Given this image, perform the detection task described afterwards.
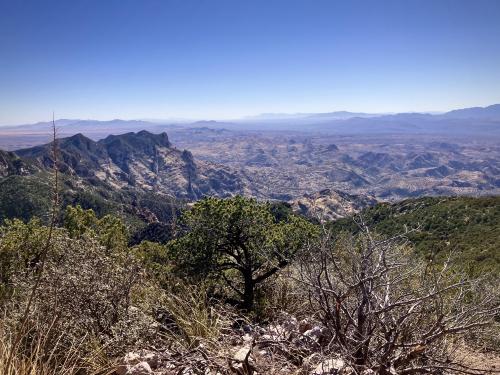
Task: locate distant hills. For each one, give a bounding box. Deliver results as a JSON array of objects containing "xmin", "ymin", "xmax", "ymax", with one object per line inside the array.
[
  {"xmin": 1, "ymin": 104, "xmax": 499, "ymax": 151},
  {"xmin": 246, "ymin": 104, "xmax": 500, "ymax": 121},
  {"xmin": 440, "ymin": 104, "xmax": 500, "ymax": 119}
]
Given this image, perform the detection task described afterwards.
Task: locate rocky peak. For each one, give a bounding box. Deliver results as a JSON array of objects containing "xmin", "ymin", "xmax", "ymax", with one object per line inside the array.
[
  {"xmin": 64, "ymin": 132, "xmax": 93, "ymax": 145},
  {"xmin": 101, "ymin": 131, "xmax": 170, "ymax": 152}
]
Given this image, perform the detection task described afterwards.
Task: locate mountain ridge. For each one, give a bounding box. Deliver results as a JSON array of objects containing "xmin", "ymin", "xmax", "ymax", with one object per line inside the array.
[{"xmin": 13, "ymin": 131, "xmax": 251, "ymax": 200}]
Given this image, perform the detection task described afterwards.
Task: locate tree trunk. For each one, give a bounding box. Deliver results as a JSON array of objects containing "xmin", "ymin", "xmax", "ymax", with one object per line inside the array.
[{"xmin": 242, "ymin": 269, "xmax": 254, "ymax": 311}]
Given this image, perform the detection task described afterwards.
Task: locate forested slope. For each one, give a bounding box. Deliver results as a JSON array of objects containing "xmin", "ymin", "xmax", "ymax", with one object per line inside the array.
[{"xmin": 330, "ymin": 196, "xmax": 500, "ymax": 274}]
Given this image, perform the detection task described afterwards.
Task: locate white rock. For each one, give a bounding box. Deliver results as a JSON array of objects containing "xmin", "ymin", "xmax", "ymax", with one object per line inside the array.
[
  {"xmin": 312, "ymin": 358, "xmax": 345, "ymax": 374},
  {"xmin": 242, "ymin": 333, "xmax": 253, "ymax": 342},
  {"xmin": 124, "ymin": 352, "xmax": 141, "ymax": 365},
  {"xmin": 126, "ymin": 361, "xmax": 152, "ymax": 375},
  {"xmin": 341, "ymin": 366, "xmax": 355, "ymax": 374},
  {"xmin": 116, "ymin": 351, "xmax": 159, "ymax": 375},
  {"xmin": 304, "ymin": 326, "xmax": 324, "ymax": 341},
  {"xmin": 233, "ymin": 346, "xmax": 252, "ymax": 362}
]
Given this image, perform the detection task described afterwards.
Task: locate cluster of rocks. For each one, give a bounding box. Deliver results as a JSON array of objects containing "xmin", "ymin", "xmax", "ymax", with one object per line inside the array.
[{"xmin": 114, "ymin": 313, "xmax": 377, "ymax": 374}]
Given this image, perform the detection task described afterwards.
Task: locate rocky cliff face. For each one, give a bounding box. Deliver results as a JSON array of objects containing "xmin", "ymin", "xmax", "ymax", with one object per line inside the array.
[
  {"xmin": 290, "ymin": 188, "xmax": 377, "ymax": 222},
  {"xmin": 15, "ymin": 131, "xmax": 251, "ymax": 200}
]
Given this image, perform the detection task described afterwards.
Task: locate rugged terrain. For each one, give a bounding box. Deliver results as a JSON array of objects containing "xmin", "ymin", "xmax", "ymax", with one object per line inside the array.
[
  {"xmin": 1, "ymin": 104, "xmax": 499, "ymax": 204},
  {"xmin": 172, "ymin": 130, "xmax": 500, "ymax": 201},
  {"xmin": 290, "ymin": 188, "xmax": 377, "ymax": 221},
  {"xmin": 11, "ymin": 131, "xmax": 252, "ymax": 200},
  {"xmin": 0, "ymin": 131, "xmax": 252, "ymax": 228},
  {"xmin": 0, "ymin": 130, "xmax": 380, "ymax": 225}
]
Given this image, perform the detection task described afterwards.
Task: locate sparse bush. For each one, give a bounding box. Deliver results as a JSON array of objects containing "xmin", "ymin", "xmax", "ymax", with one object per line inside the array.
[
  {"xmin": 297, "ymin": 225, "xmax": 500, "ymax": 374},
  {"xmin": 63, "ymin": 205, "xmax": 128, "ymax": 252},
  {"xmin": 0, "ymin": 213, "xmax": 154, "ymax": 372}
]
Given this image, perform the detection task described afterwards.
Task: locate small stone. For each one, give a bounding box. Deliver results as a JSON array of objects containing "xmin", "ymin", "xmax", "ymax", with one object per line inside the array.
[
  {"xmin": 116, "ymin": 351, "xmax": 159, "ymax": 375},
  {"xmin": 233, "ymin": 346, "xmax": 252, "ymax": 362},
  {"xmin": 341, "ymin": 366, "xmax": 355, "ymax": 374},
  {"xmin": 304, "ymin": 326, "xmax": 324, "ymax": 341},
  {"xmin": 127, "ymin": 361, "xmax": 152, "ymax": 375},
  {"xmin": 124, "ymin": 352, "xmax": 142, "ymax": 366}
]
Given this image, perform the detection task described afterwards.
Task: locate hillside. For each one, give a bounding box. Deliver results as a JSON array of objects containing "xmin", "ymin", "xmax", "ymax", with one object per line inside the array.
[
  {"xmin": 1, "ymin": 131, "xmax": 255, "ymax": 230},
  {"xmin": 0, "ymin": 149, "xmax": 39, "ymax": 177},
  {"xmin": 329, "ymin": 196, "xmax": 500, "ymax": 275}
]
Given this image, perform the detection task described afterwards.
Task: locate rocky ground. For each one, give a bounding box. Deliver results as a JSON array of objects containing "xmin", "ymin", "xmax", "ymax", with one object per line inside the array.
[
  {"xmin": 114, "ymin": 311, "xmax": 500, "ymax": 375},
  {"xmin": 114, "ymin": 312, "xmax": 372, "ymax": 375}
]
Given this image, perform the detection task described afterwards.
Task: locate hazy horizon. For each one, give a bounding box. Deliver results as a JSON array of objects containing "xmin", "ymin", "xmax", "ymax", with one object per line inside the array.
[{"xmin": 2, "ymin": 102, "xmax": 500, "ymax": 128}]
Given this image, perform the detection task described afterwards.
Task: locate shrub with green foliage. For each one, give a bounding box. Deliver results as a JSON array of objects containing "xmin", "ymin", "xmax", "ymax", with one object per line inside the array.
[{"xmin": 64, "ymin": 205, "xmax": 129, "ymax": 252}]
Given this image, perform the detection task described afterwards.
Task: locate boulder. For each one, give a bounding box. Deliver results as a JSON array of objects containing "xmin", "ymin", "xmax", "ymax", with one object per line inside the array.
[{"xmin": 233, "ymin": 346, "xmax": 253, "ymax": 362}]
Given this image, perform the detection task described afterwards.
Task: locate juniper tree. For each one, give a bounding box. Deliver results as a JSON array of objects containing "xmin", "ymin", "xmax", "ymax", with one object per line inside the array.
[{"xmin": 168, "ymin": 196, "xmax": 317, "ymax": 310}]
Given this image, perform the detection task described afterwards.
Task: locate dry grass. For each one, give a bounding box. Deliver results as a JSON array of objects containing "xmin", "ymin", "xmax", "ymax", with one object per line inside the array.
[
  {"xmin": 0, "ymin": 318, "xmax": 114, "ymax": 375},
  {"xmin": 160, "ymin": 281, "xmax": 229, "ymax": 348}
]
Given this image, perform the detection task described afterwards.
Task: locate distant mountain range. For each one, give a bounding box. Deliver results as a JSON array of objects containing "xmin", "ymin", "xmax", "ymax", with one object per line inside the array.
[
  {"xmin": 246, "ymin": 104, "xmax": 500, "ymax": 121},
  {"xmin": 2, "ymin": 103, "xmax": 500, "ymax": 129},
  {"xmin": 0, "ymin": 103, "xmax": 499, "ymax": 150},
  {"xmin": 439, "ymin": 104, "xmax": 500, "ymax": 119}
]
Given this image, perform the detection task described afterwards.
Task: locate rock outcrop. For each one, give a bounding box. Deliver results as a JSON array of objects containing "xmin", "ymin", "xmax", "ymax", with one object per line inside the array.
[{"xmin": 290, "ymin": 189, "xmax": 377, "ymax": 221}]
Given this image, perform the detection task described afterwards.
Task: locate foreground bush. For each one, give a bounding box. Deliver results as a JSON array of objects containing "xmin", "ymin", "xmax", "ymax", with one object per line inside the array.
[
  {"xmin": 0, "ymin": 203, "xmax": 498, "ymax": 374},
  {"xmin": 297, "ymin": 227, "xmax": 500, "ymax": 374},
  {"xmin": 0, "ymin": 215, "xmax": 159, "ymax": 374}
]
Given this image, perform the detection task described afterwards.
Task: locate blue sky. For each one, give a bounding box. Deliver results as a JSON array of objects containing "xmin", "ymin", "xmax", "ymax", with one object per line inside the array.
[{"xmin": 1, "ymin": 0, "xmax": 500, "ymax": 124}]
